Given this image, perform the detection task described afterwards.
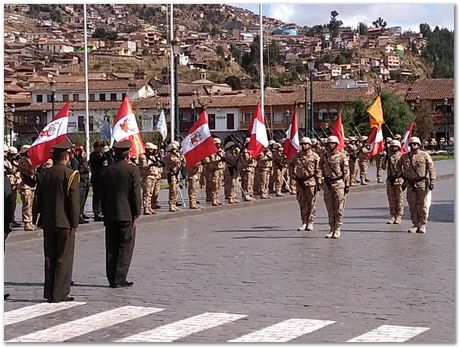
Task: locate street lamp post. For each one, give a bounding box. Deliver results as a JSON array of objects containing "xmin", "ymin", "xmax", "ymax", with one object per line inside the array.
[
  {"xmin": 443, "ymin": 98, "xmax": 448, "ymax": 142},
  {"xmin": 304, "ymin": 83, "xmax": 308, "ymax": 136},
  {"xmin": 307, "ymin": 56, "xmax": 315, "ymax": 135},
  {"xmin": 171, "ymin": 38, "xmax": 181, "ymax": 141},
  {"xmin": 4, "ymin": 103, "xmax": 15, "ymax": 145},
  {"xmin": 192, "ymin": 90, "xmax": 198, "ymax": 123}
]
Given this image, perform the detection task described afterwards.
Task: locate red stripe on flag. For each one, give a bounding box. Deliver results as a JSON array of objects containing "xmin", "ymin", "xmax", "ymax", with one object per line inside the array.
[
  {"xmin": 29, "ymin": 134, "xmax": 68, "ymax": 168},
  {"xmin": 184, "ymin": 137, "xmax": 217, "ymax": 168}
]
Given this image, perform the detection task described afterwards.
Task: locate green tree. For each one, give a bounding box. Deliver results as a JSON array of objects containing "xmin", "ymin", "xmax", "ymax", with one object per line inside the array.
[
  {"xmin": 328, "ymin": 10, "xmax": 343, "ymax": 38},
  {"xmin": 357, "ymin": 22, "xmax": 368, "ymax": 35},
  {"xmin": 230, "ymin": 44, "xmax": 242, "ymax": 64},
  {"xmin": 92, "ymin": 27, "xmax": 107, "ymax": 39},
  {"xmin": 372, "ymin": 17, "xmax": 387, "ymax": 28},
  {"xmin": 224, "ymin": 76, "xmax": 241, "ymax": 90},
  {"xmin": 216, "ymin": 45, "xmax": 225, "ymax": 58},
  {"xmin": 421, "ymin": 26, "xmax": 454, "ymax": 77},
  {"xmin": 412, "ymin": 100, "xmax": 433, "ymax": 141},
  {"xmin": 419, "ymin": 23, "xmax": 431, "ymax": 38}
]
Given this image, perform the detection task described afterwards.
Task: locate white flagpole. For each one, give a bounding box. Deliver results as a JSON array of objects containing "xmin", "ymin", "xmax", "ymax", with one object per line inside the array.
[
  {"xmin": 169, "ymin": 4, "xmax": 175, "ymax": 144},
  {"xmin": 84, "ymin": 4, "xmax": 90, "ymax": 155},
  {"xmin": 259, "ymin": 4, "xmax": 264, "ymax": 119}
]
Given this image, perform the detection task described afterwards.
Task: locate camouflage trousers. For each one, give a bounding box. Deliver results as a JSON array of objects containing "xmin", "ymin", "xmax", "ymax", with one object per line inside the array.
[
  {"xmin": 19, "ymin": 186, "xmax": 35, "ymax": 224},
  {"xmin": 142, "ymin": 176, "xmax": 160, "ymax": 211},
  {"xmin": 240, "ymin": 170, "xmax": 255, "ymax": 198},
  {"xmin": 386, "ymin": 182, "xmax": 404, "ymax": 218},
  {"xmin": 323, "ymin": 182, "xmax": 346, "ymax": 232},
  {"xmin": 253, "ymin": 168, "xmax": 262, "ymax": 195},
  {"xmin": 187, "ymin": 177, "xmax": 199, "ymax": 207},
  {"xmin": 349, "ymin": 159, "xmax": 357, "ymax": 185},
  {"xmin": 224, "ymin": 169, "xmax": 237, "ymax": 201},
  {"xmin": 296, "ymin": 185, "xmax": 317, "ymax": 224},
  {"xmin": 288, "ymin": 166, "xmax": 296, "ymax": 194},
  {"xmin": 273, "ymin": 167, "xmax": 285, "ymax": 195},
  {"xmin": 407, "ymin": 186, "xmax": 430, "ymax": 227},
  {"xmin": 376, "ymin": 156, "xmax": 384, "ymax": 181},
  {"xmin": 168, "ymin": 176, "xmax": 179, "ymax": 207},
  {"xmin": 205, "ymin": 170, "xmax": 213, "ymax": 202},
  {"xmin": 11, "ymin": 188, "xmax": 18, "ymax": 222},
  {"xmin": 359, "ymin": 159, "xmax": 369, "ymax": 182},
  {"xmin": 258, "ymin": 169, "xmax": 271, "ymax": 198},
  {"xmin": 268, "ymin": 168, "xmax": 275, "ymax": 193}
]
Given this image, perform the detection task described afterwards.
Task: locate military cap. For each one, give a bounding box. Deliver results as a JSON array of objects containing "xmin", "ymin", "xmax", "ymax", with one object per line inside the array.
[
  {"xmin": 327, "ymin": 135, "xmax": 339, "ymax": 144},
  {"xmin": 390, "ymin": 140, "xmax": 401, "ymax": 148},
  {"xmin": 145, "ymin": 142, "xmax": 156, "ymax": 150},
  {"xmin": 311, "ymin": 138, "xmax": 318, "ymax": 145},
  {"xmin": 348, "ymin": 136, "xmax": 357, "ymax": 141},
  {"xmin": 166, "ymin": 143, "xmax": 178, "ymax": 152},
  {"xmin": 93, "ymin": 141, "xmax": 103, "ymax": 148},
  {"xmin": 386, "ymin": 137, "xmax": 392, "ymax": 142},
  {"xmin": 225, "ymin": 141, "xmax": 236, "ymax": 150},
  {"xmin": 172, "ymin": 140, "xmax": 181, "ymax": 147},
  {"xmin": 213, "ymin": 137, "xmax": 222, "ymax": 144},
  {"xmin": 409, "ymin": 136, "xmax": 421, "ymax": 145},
  {"xmin": 4, "ymin": 144, "xmax": 9, "ymax": 152},
  {"xmin": 8, "ymin": 146, "xmax": 18, "ymax": 154},
  {"xmin": 113, "ymin": 140, "xmax": 132, "ymax": 150},
  {"xmin": 51, "ymin": 138, "xmax": 74, "ymax": 155},
  {"xmin": 20, "ymin": 145, "xmax": 31, "ymax": 153},
  {"xmin": 272, "ymin": 142, "xmax": 281, "ymax": 148},
  {"xmin": 244, "ymin": 137, "xmax": 250, "ymax": 145},
  {"xmin": 361, "ymin": 135, "xmax": 368, "ymax": 141},
  {"xmin": 394, "ymin": 134, "xmax": 402, "ymax": 140},
  {"xmin": 103, "ymin": 145, "xmax": 110, "ymax": 153},
  {"xmin": 269, "ymin": 139, "xmax": 276, "ymax": 146},
  {"xmin": 300, "ymin": 137, "xmax": 312, "ymax": 145}
]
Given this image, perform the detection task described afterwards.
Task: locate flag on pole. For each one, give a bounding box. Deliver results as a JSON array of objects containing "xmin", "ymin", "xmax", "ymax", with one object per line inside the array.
[
  {"xmin": 100, "ymin": 118, "xmax": 111, "ymax": 141},
  {"xmin": 28, "ymin": 101, "xmax": 71, "ymax": 168},
  {"xmin": 112, "ymin": 96, "xmax": 145, "ymax": 158},
  {"xmin": 181, "ymin": 110, "xmax": 217, "ymax": 168},
  {"xmin": 367, "ymin": 127, "xmax": 385, "ymax": 159},
  {"xmin": 247, "ymin": 102, "xmax": 269, "ymax": 158},
  {"xmin": 401, "ymin": 121, "xmax": 415, "ymax": 154},
  {"xmin": 367, "ymin": 95, "xmax": 384, "ymax": 129},
  {"xmin": 331, "ymin": 112, "xmax": 345, "ymax": 151},
  {"xmin": 156, "ymin": 109, "xmax": 168, "ymax": 141},
  {"xmin": 282, "ymin": 109, "xmax": 299, "ymax": 160}
]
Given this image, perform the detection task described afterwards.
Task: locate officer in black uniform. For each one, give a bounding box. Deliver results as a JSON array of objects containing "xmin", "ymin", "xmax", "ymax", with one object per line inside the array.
[
  {"xmin": 89, "ymin": 141, "xmax": 107, "ymax": 221},
  {"xmin": 36, "ymin": 138, "xmax": 80, "ymax": 303},
  {"xmin": 101, "ymin": 140, "xmax": 141, "ymax": 288}
]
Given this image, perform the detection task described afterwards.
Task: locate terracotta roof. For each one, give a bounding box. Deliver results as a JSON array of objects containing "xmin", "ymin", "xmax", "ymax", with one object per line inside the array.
[
  {"xmin": 4, "ymin": 84, "xmax": 27, "ymax": 93},
  {"xmin": 405, "ymin": 78, "xmax": 454, "ymax": 101}
]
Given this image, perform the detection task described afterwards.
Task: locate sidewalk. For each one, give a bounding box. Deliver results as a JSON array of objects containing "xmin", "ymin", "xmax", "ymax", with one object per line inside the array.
[{"xmin": 8, "ymin": 160, "xmax": 454, "ymax": 243}]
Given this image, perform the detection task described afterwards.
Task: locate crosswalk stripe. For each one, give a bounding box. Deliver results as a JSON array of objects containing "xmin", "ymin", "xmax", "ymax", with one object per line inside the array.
[
  {"xmin": 7, "ymin": 306, "xmax": 164, "ymax": 342},
  {"xmin": 117, "ymin": 312, "xmax": 247, "ymax": 342},
  {"xmin": 4, "ymin": 302, "xmax": 86, "ymax": 326},
  {"xmin": 228, "ymin": 318, "xmax": 336, "ymax": 342},
  {"xmin": 347, "ymin": 325, "xmax": 430, "ymax": 342}
]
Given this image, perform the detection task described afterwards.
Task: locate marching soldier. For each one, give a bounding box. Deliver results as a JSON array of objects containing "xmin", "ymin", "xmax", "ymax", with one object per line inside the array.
[
  {"xmin": 346, "ymin": 136, "xmax": 359, "ymax": 186},
  {"xmin": 256, "ymin": 146, "xmax": 273, "ymax": 199},
  {"xmin": 101, "ymin": 140, "xmax": 141, "ymax": 288},
  {"xmin": 396, "ymin": 136, "xmax": 436, "ymax": 234},
  {"xmin": 382, "ymin": 139, "xmax": 404, "ymax": 224},
  {"xmin": 18, "ymin": 145, "xmax": 37, "ymax": 231},
  {"xmin": 203, "ymin": 138, "xmax": 225, "ymax": 206},
  {"xmin": 293, "ymin": 137, "xmax": 322, "ymax": 231},
  {"xmin": 271, "ymin": 142, "xmax": 287, "ymax": 197},
  {"xmin": 321, "ymin": 136, "xmax": 350, "ymax": 239},
  {"xmin": 35, "ymin": 138, "xmax": 80, "ymax": 302},
  {"xmin": 73, "ymin": 146, "xmax": 91, "ymax": 223},
  {"xmin": 358, "ymin": 135, "xmax": 370, "ymax": 185},
  {"xmin": 163, "ymin": 142, "xmax": 183, "ymax": 212},
  {"xmin": 224, "ymin": 141, "xmax": 239, "ymax": 204},
  {"xmin": 139, "ymin": 142, "xmax": 164, "ymax": 215},
  {"xmin": 238, "ymin": 138, "xmax": 257, "ymax": 201},
  {"xmin": 375, "ymin": 142, "xmax": 387, "ymax": 183},
  {"xmin": 187, "ymin": 161, "xmax": 203, "ymax": 209},
  {"xmin": 5, "ymin": 146, "xmax": 21, "ymax": 227}
]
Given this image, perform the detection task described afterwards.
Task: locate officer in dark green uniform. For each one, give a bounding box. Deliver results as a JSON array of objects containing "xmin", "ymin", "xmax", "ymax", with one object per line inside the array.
[
  {"xmin": 36, "ymin": 138, "xmax": 80, "ymax": 303},
  {"xmin": 101, "ymin": 140, "xmax": 141, "ymax": 288}
]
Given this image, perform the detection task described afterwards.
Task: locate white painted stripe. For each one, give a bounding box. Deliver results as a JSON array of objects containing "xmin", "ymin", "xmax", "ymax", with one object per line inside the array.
[
  {"xmin": 347, "ymin": 325, "xmax": 430, "ymax": 342},
  {"xmin": 229, "ymin": 318, "xmax": 335, "ymax": 342},
  {"xmin": 4, "ymin": 302, "xmax": 86, "ymax": 326},
  {"xmin": 8, "ymin": 306, "xmax": 163, "ymax": 342},
  {"xmin": 118, "ymin": 312, "xmax": 246, "ymax": 342}
]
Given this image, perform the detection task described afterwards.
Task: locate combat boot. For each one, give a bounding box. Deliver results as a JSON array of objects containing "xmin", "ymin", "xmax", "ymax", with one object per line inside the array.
[
  {"xmin": 417, "ymin": 225, "xmax": 426, "ymax": 234},
  {"xmin": 144, "ymin": 207, "xmax": 154, "ymax": 215},
  {"xmin": 325, "ymin": 231, "xmax": 334, "ymax": 238},
  {"xmin": 377, "ymin": 179, "xmax": 384, "ymax": 183},
  {"xmin": 169, "ymin": 205, "xmax": 179, "ymax": 212},
  {"xmin": 211, "ymin": 200, "xmax": 219, "ymax": 206},
  {"xmin": 394, "ymin": 215, "xmax": 402, "ymax": 224},
  {"xmin": 332, "ymin": 229, "xmax": 341, "ymax": 239},
  {"xmin": 228, "ymin": 199, "xmax": 235, "ymax": 204},
  {"xmin": 408, "ymin": 226, "xmax": 418, "ymax": 233},
  {"xmin": 24, "ymin": 223, "xmax": 35, "ymax": 231},
  {"xmin": 306, "ymin": 222, "xmax": 314, "ymax": 231},
  {"xmin": 361, "ymin": 182, "xmax": 367, "ymax": 186},
  {"xmin": 275, "ymin": 192, "xmax": 285, "ymax": 197},
  {"xmin": 297, "ymin": 223, "xmax": 306, "ymax": 231},
  {"xmin": 386, "ymin": 216, "xmax": 395, "ymax": 224},
  {"xmin": 189, "ymin": 204, "xmax": 202, "ymax": 210}
]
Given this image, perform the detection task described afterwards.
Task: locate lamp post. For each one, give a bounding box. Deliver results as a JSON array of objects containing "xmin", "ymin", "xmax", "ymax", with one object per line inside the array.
[
  {"xmin": 443, "ymin": 98, "xmax": 448, "ymax": 142},
  {"xmin": 191, "ymin": 90, "xmax": 198, "ymax": 123},
  {"xmin": 4, "ymin": 103, "xmax": 15, "ymax": 145},
  {"xmin": 171, "ymin": 38, "xmax": 181, "ymax": 140},
  {"xmin": 304, "ymin": 83, "xmax": 308, "ymax": 136},
  {"xmin": 307, "ymin": 56, "xmax": 315, "ymax": 135},
  {"xmin": 49, "ymin": 79, "xmax": 56, "ymax": 117}
]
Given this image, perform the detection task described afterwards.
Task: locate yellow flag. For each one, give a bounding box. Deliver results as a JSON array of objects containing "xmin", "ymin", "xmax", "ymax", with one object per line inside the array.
[{"xmin": 367, "ymin": 96, "xmax": 384, "ymax": 129}]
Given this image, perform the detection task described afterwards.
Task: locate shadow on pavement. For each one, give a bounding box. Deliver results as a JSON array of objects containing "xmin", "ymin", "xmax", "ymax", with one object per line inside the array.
[{"xmin": 4, "ymin": 298, "xmax": 46, "ymax": 303}]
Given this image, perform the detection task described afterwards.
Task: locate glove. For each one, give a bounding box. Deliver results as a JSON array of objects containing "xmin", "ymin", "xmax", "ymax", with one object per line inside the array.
[
  {"xmin": 428, "ymin": 183, "xmax": 434, "ymax": 191},
  {"xmin": 344, "ymin": 186, "xmax": 350, "ymax": 194}
]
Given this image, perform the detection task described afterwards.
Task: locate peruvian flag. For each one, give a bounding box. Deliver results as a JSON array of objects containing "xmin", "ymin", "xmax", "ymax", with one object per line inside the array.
[
  {"xmin": 331, "ymin": 112, "xmax": 345, "ymax": 151},
  {"xmin": 181, "ymin": 110, "xmax": 218, "ymax": 168},
  {"xmin": 282, "ymin": 109, "xmax": 299, "ymax": 160},
  {"xmin": 401, "ymin": 121, "xmax": 415, "ymax": 154},
  {"xmin": 112, "ymin": 96, "xmax": 145, "ymax": 158},
  {"xmin": 28, "ymin": 101, "xmax": 71, "ymax": 168},
  {"xmin": 247, "ymin": 102, "xmax": 269, "ymax": 158},
  {"xmin": 367, "ymin": 127, "xmax": 385, "ymax": 159}
]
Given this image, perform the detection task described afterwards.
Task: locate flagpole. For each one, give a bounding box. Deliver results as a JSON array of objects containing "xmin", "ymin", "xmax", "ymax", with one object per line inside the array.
[
  {"xmin": 169, "ymin": 4, "xmax": 175, "ymax": 144},
  {"xmin": 259, "ymin": 4, "xmax": 264, "ymax": 121},
  {"xmin": 84, "ymin": 4, "xmax": 90, "ymax": 155}
]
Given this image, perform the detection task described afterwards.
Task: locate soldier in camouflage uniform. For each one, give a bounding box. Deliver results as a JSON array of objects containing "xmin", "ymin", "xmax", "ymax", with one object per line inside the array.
[
  {"xmin": 346, "ymin": 136, "xmax": 359, "ymax": 186},
  {"xmin": 138, "ymin": 142, "xmax": 164, "ymax": 215},
  {"xmin": 238, "ymin": 138, "xmax": 257, "ymax": 201},
  {"xmin": 396, "ymin": 136, "xmax": 436, "ymax": 234},
  {"xmin": 6, "ymin": 146, "xmax": 21, "ymax": 227},
  {"xmin": 358, "ymin": 135, "xmax": 370, "ymax": 185},
  {"xmin": 256, "ymin": 146, "xmax": 273, "ymax": 199},
  {"xmin": 203, "ymin": 138, "xmax": 225, "ymax": 206},
  {"xmin": 375, "ymin": 145, "xmax": 386, "ymax": 183},
  {"xmin": 18, "ymin": 145, "xmax": 37, "ymax": 231},
  {"xmin": 382, "ymin": 139, "xmax": 404, "ymax": 224},
  {"xmin": 224, "ymin": 141, "xmax": 239, "ymax": 204},
  {"xmin": 293, "ymin": 137, "xmax": 322, "ymax": 231},
  {"xmin": 163, "ymin": 143, "xmax": 183, "ymax": 212},
  {"xmin": 321, "ymin": 136, "xmax": 350, "ymax": 239},
  {"xmin": 271, "ymin": 142, "xmax": 287, "ymax": 197},
  {"xmin": 187, "ymin": 161, "xmax": 203, "ymax": 209}
]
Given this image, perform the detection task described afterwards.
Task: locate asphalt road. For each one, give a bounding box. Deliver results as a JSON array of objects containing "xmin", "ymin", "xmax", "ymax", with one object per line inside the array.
[{"xmin": 4, "ymin": 173, "xmax": 454, "ymax": 342}]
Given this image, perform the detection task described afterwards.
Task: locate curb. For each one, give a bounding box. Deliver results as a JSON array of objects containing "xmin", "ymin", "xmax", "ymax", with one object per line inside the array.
[{"xmin": 6, "ymin": 173, "xmax": 454, "ymax": 244}]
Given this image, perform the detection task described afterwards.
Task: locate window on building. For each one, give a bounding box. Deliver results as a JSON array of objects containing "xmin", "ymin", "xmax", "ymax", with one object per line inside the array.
[
  {"xmin": 110, "ymin": 93, "xmax": 117, "ymax": 101},
  {"xmin": 318, "ymin": 109, "xmax": 328, "ymax": 120},
  {"xmin": 89, "ymin": 94, "xmax": 95, "ymax": 101},
  {"xmin": 99, "ymin": 93, "xmax": 106, "ymax": 101},
  {"xmin": 36, "ymin": 95, "xmax": 43, "ymax": 103},
  {"xmin": 226, "ymin": 113, "xmax": 234, "ymax": 129},
  {"xmin": 244, "ymin": 112, "xmax": 252, "ymax": 123},
  {"xmin": 78, "ymin": 116, "xmax": 85, "ymax": 132},
  {"xmin": 208, "ymin": 113, "xmax": 216, "ymax": 130},
  {"xmin": 274, "ymin": 113, "xmax": 283, "ymax": 122},
  {"xmin": 63, "ymin": 94, "xmax": 69, "ymax": 101},
  {"xmin": 73, "ymin": 94, "xmax": 79, "ymax": 102},
  {"xmin": 122, "ymin": 93, "xmax": 126, "ymax": 100},
  {"xmin": 89, "ymin": 116, "xmax": 94, "ymax": 132}
]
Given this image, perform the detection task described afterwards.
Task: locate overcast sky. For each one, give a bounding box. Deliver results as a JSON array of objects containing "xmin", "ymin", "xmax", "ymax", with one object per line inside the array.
[{"xmin": 230, "ymin": 3, "xmax": 455, "ymax": 32}]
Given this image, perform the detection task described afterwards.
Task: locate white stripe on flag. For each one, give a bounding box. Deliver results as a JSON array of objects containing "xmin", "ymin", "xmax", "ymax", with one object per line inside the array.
[
  {"xmin": 117, "ymin": 312, "xmax": 246, "ymax": 342},
  {"xmin": 8, "ymin": 306, "xmax": 163, "ymax": 342},
  {"xmin": 229, "ymin": 318, "xmax": 335, "ymax": 342},
  {"xmin": 4, "ymin": 302, "xmax": 86, "ymax": 326},
  {"xmin": 181, "ymin": 123, "xmax": 211, "ymax": 154},
  {"xmin": 347, "ymin": 325, "xmax": 429, "ymax": 342}
]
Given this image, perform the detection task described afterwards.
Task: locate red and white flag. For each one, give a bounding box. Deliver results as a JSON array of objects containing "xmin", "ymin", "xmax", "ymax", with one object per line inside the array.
[
  {"xmin": 282, "ymin": 109, "xmax": 299, "ymax": 160},
  {"xmin": 247, "ymin": 102, "xmax": 269, "ymax": 158},
  {"xmin": 331, "ymin": 112, "xmax": 345, "ymax": 151},
  {"xmin": 401, "ymin": 121, "xmax": 415, "ymax": 154},
  {"xmin": 112, "ymin": 96, "xmax": 145, "ymax": 158},
  {"xmin": 367, "ymin": 127, "xmax": 385, "ymax": 159},
  {"xmin": 181, "ymin": 110, "xmax": 218, "ymax": 168},
  {"xmin": 28, "ymin": 101, "xmax": 71, "ymax": 168}
]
